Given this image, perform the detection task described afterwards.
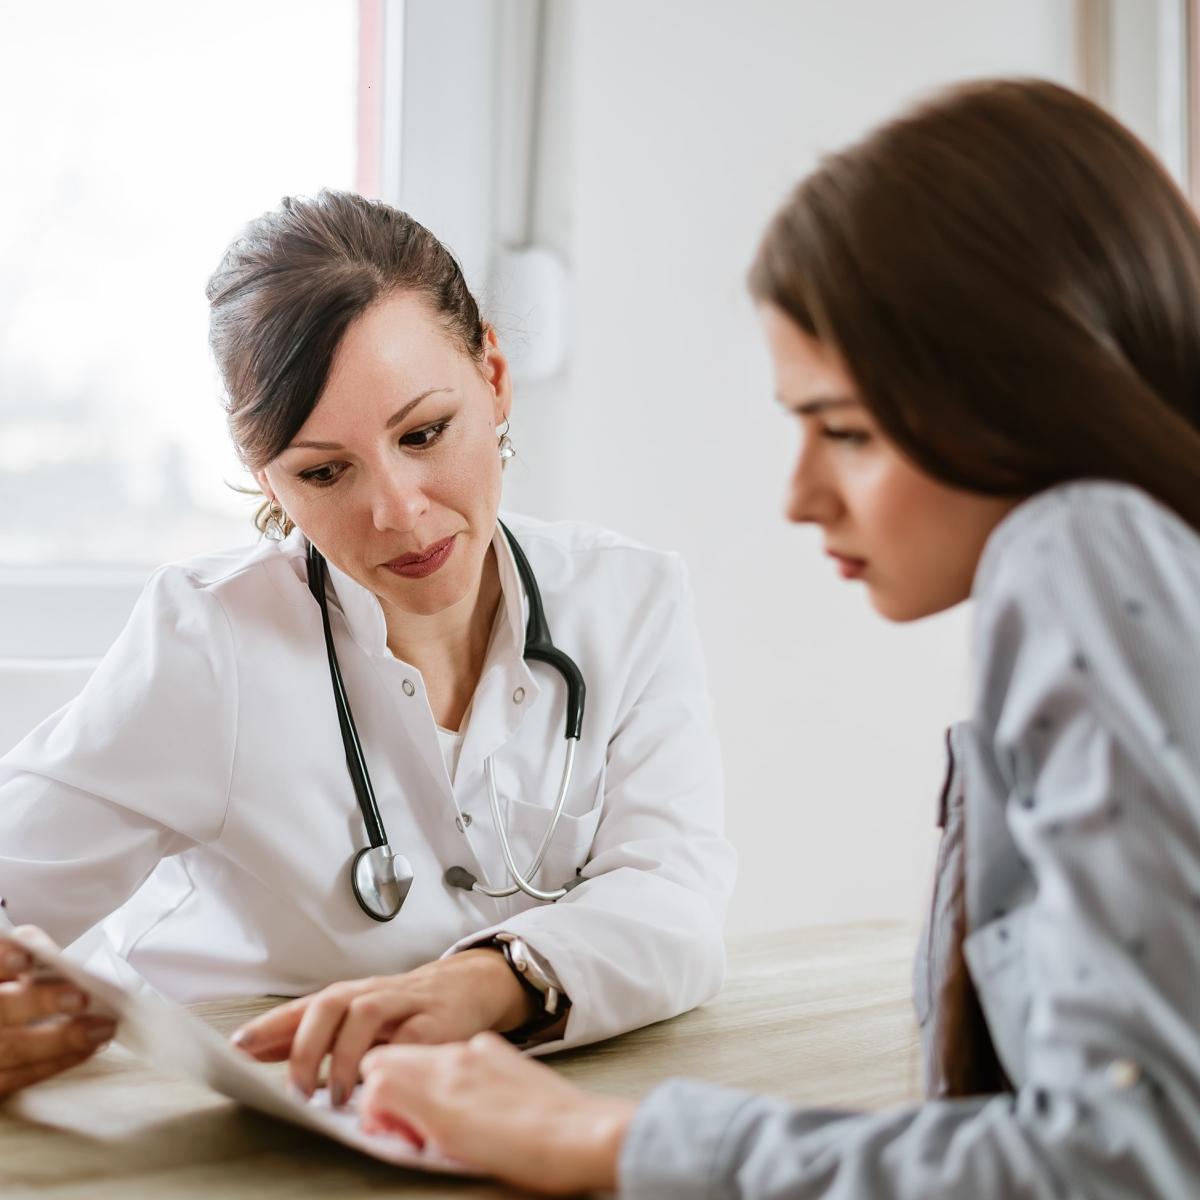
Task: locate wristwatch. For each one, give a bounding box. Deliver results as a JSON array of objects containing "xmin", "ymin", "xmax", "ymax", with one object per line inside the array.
[{"xmin": 490, "ymin": 933, "xmax": 571, "ymax": 1040}]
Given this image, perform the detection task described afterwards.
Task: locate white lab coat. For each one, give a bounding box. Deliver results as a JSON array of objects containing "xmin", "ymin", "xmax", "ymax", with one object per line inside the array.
[{"xmin": 0, "ymin": 514, "xmax": 736, "ymax": 1051}]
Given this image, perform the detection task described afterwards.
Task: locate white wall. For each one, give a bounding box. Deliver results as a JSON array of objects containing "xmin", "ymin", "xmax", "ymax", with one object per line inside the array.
[
  {"xmin": 1, "ymin": 1, "xmax": 1082, "ymax": 935},
  {"xmin": 502, "ymin": 0, "xmax": 1078, "ymax": 934}
]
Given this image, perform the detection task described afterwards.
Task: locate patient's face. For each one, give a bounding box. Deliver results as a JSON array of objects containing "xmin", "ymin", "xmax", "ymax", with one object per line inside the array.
[
  {"xmin": 760, "ymin": 305, "xmax": 1017, "ymax": 622},
  {"xmin": 258, "ymin": 291, "xmax": 511, "ymax": 618}
]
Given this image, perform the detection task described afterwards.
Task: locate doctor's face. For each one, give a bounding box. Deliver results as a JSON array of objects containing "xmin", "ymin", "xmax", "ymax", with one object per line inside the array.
[
  {"xmin": 761, "ymin": 305, "xmax": 1017, "ymax": 622},
  {"xmin": 258, "ymin": 291, "xmax": 511, "ymax": 617}
]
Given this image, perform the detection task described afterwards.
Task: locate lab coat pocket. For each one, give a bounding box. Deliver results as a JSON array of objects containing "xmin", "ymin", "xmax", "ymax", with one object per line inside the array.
[{"xmin": 500, "ymin": 769, "xmax": 605, "ymax": 891}]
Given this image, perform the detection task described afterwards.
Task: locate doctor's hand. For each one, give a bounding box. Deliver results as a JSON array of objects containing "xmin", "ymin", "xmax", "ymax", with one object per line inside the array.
[
  {"xmin": 0, "ymin": 930, "xmax": 116, "ymax": 1097},
  {"xmin": 358, "ymin": 1033, "xmax": 634, "ymax": 1195},
  {"xmin": 231, "ymin": 948, "xmax": 537, "ymax": 1105}
]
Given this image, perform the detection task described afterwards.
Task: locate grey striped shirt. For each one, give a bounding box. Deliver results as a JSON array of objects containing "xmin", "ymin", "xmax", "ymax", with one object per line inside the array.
[{"xmin": 620, "ymin": 481, "xmax": 1200, "ymax": 1199}]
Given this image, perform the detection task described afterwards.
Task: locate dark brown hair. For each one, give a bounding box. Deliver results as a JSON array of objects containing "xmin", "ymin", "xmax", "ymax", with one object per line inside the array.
[
  {"xmin": 750, "ymin": 78, "xmax": 1200, "ymax": 529},
  {"xmin": 206, "ymin": 190, "xmax": 485, "ymax": 533},
  {"xmin": 750, "ymin": 78, "xmax": 1200, "ymax": 1096}
]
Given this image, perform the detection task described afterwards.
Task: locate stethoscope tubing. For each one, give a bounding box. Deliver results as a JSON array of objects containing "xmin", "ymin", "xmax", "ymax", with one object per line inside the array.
[
  {"xmin": 307, "ymin": 522, "xmax": 587, "ymax": 914},
  {"xmin": 308, "ymin": 549, "xmax": 388, "ymax": 849},
  {"xmin": 473, "ymin": 738, "xmax": 577, "ymax": 900}
]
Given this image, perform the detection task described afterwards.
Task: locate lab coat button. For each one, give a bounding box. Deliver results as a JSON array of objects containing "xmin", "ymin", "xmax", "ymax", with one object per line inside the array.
[
  {"xmin": 1107, "ymin": 1059, "xmax": 1142, "ymax": 1090},
  {"xmin": 402, "ymin": 679, "xmax": 416, "ymax": 697},
  {"xmin": 513, "ymin": 687, "xmax": 525, "ymax": 704},
  {"xmin": 455, "ymin": 814, "xmax": 472, "ymax": 832}
]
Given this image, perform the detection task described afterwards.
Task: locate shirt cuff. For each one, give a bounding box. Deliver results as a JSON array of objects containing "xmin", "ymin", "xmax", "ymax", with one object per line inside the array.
[{"xmin": 618, "ymin": 1079, "xmax": 763, "ymax": 1199}]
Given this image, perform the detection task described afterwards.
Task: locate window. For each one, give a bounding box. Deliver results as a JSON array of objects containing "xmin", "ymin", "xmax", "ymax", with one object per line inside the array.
[{"xmin": 0, "ymin": 0, "xmax": 361, "ymax": 567}]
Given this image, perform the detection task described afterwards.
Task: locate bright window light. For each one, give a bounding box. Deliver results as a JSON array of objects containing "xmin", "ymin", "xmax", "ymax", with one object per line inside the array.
[{"xmin": 0, "ymin": 0, "xmax": 359, "ymax": 566}]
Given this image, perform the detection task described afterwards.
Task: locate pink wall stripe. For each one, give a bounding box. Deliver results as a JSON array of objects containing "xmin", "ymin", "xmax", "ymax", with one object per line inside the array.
[{"xmin": 356, "ymin": 0, "xmax": 384, "ymax": 198}]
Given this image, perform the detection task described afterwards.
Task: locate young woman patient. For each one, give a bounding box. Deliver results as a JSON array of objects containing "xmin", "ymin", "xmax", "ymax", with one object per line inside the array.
[{"xmin": 345, "ymin": 79, "xmax": 1200, "ymax": 1197}]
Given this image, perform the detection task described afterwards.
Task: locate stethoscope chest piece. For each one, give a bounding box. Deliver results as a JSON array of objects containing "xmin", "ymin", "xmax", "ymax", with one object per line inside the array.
[{"xmin": 352, "ymin": 844, "xmax": 414, "ymax": 922}]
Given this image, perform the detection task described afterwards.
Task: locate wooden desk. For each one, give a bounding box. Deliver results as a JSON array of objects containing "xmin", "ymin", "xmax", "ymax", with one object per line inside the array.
[{"xmin": 1, "ymin": 922, "xmax": 921, "ymax": 1198}]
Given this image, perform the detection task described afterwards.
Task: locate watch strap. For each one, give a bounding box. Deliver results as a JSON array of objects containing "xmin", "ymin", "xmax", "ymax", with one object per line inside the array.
[{"xmin": 490, "ymin": 934, "xmax": 571, "ymax": 1042}]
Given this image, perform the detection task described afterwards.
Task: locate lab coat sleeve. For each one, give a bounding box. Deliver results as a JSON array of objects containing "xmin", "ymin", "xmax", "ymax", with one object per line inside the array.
[
  {"xmin": 619, "ymin": 496, "xmax": 1200, "ymax": 1199},
  {"xmin": 447, "ymin": 554, "xmax": 736, "ymax": 1050},
  {"xmin": 0, "ymin": 566, "xmax": 238, "ymax": 946}
]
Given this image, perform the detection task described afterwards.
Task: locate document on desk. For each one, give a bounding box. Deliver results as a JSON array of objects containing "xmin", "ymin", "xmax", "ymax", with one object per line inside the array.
[{"xmin": 10, "ymin": 927, "xmax": 477, "ymax": 1176}]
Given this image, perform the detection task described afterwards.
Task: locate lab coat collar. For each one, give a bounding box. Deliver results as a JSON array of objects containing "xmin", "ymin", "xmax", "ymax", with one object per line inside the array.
[
  {"xmin": 302, "ymin": 524, "xmax": 529, "ymax": 669},
  {"xmin": 454, "ymin": 521, "xmax": 542, "ymax": 778},
  {"xmin": 291, "ymin": 525, "xmax": 541, "ymax": 776}
]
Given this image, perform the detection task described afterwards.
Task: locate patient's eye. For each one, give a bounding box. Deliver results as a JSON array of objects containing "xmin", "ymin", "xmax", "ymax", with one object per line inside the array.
[{"xmin": 821, "ymin": 427, "xmax": 871, "ymax": 447}]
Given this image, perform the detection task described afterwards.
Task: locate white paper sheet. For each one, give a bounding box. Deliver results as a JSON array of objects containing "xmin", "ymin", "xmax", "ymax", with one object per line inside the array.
[{"xmin": 10, "ymin": 927, "xmax": 475, "ymax": 1175}]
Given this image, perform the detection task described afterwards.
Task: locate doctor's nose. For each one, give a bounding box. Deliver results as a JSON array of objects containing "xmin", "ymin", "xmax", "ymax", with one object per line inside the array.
[{"xmin": 369, "ymin": 472, "xmax": 429, "ymax": 533}]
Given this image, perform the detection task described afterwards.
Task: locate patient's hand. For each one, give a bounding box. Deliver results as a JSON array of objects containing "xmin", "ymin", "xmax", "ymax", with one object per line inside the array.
[
  {"xmin": 0, "ymin": 928, "xmax": 116, "ymax": 1096},
  {"xmin": 359, "ymin": 1033, "xmax": 634, "ymax": 1195}
]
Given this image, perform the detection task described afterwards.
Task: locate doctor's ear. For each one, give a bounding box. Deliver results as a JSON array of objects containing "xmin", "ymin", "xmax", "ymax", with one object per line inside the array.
[
  {"xmin": 479, "ymin": 326, "xmax": 512, "ymax": 425},
  {"xmin": 253, "ymin": 470, "xmax": 277, "ymax": 503}
]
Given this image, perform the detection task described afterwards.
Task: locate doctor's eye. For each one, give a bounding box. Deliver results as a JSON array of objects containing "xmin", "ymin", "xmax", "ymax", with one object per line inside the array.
[
  {"xmin": 400, "ymin": 419, "xmax": 451, "ymax": 449},
  {"xmin": 298, "ymin": 462, "xmax": 347, "ymax": 487}
]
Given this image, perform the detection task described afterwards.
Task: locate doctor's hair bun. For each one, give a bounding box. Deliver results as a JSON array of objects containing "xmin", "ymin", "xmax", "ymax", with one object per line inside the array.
[{"xmin": 206, "ymin": 190, "xmax": 485, "ymax": 482}]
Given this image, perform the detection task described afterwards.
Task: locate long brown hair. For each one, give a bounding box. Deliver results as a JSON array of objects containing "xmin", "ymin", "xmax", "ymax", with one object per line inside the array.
[
  {"xmin": 206, "ymin": 190, "xmax": 486, "ymax": 534},
  {"xmin": 750, "ymin": 78, "xmax": 1200, "ymax": 1094}
]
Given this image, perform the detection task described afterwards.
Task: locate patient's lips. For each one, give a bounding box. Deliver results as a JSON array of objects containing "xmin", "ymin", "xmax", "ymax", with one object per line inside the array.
[{"xmin": 825, "ymin": 548, "xmax": 867, "ymax": 580}]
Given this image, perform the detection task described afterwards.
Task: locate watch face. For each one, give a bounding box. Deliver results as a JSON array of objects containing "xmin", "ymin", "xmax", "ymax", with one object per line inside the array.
[{"xmin": 493, "ymin": 936, "xmax": 567, "ymax": 1014}]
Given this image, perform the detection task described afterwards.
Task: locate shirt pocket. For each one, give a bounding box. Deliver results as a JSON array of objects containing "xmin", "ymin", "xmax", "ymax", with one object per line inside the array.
[
  {"xmin": 963, "ymin": 906, "xmax": 1031, "ymax": 1084},
  {"xmin": 499, "ymin": 766, "xmax": 605, "ymax": 892},
  {"xmin": 914, "ymin": 725, "xmax": 969, "ymax": 1030}
]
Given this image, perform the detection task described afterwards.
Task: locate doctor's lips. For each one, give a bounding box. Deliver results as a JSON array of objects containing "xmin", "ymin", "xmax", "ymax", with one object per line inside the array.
[
  {"xmin": 382, "ymin": 535, "xmax": 456, "ymax": 579},
  {"xmin": 826, "ymin": 548, "xmax": 867, "ymax": 580}
]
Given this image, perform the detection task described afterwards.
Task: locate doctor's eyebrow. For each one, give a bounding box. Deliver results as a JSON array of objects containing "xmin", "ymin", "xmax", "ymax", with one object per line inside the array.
[
  {"xmin": 778, "ymin": 394, "xmax": 861, "ymax": 416},
  {"xmin": 288, "ymin": 387, "xmax": 455, "ymax": 451}
]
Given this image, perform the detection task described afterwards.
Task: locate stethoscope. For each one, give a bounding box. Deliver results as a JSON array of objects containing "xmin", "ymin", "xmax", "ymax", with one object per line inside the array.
[{"xmin": 306, "ymin": 522, "xmax": 587, "ymax": 922}]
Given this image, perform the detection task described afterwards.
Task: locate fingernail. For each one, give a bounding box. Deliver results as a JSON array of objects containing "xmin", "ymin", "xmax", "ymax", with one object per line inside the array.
[
  {"xmin": 56, "ymin": 991, "xmax": 86, "ymax": 1013},
  {"xmin": 231, "ymin": 1028, "xmax": 251, "ymax": 1046},
  {"xmin": 330, "ymin": 1083, "xmax": 345, "ymax": 1108},
  {"xmin": 3, "ymin": 951, "xmax": 30, "ymax": 973},
  {"xmin": 84, "ymin": 1020, "xmax": 116, "ymax": 1045}
]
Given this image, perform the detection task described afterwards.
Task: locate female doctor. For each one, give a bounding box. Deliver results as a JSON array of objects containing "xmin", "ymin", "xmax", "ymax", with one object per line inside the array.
[{"xmin": 0, "ymin": 191, "xmax": 735, "ymax": 1099}]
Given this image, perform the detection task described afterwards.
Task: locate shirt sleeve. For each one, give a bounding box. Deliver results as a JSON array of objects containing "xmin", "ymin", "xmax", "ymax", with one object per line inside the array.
[
  {"xmin": 620, "ymin": 493, "xmax": 1200, "ymax": 1198},
  {"xmin": 444, "ymin": 554, "xmax": 737, "ymax": 1051},
  {"xmin": 0, "ymin": 566, "xmax": 238, "ymax": 946}
]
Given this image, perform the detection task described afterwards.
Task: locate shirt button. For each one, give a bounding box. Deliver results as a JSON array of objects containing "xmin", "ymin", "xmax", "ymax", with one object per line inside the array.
[
  {"xmin": 1107, "ymin": 1059, "xmax": 1142, "ymax": 1090},
  {"xmin": 402, "ymin": 679, "xmax": 416, "ymax": 697},
  {"xmin": 512, "ymin": 687, "xmax": 525, "ymax": 704}
]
